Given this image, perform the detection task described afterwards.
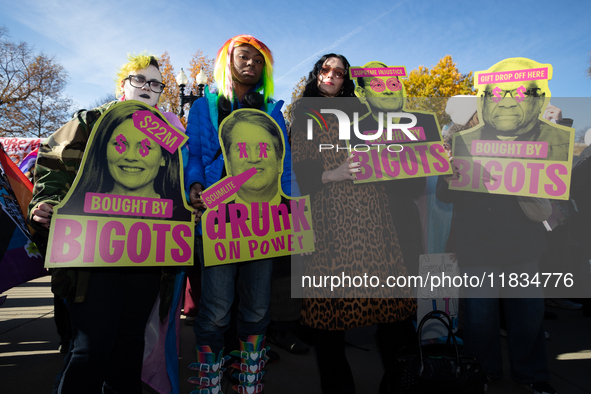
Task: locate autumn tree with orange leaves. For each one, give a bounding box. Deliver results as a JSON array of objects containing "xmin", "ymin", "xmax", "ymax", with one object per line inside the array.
[
  {"xmin": 158, "ymin": 50, "xmax": 214, "ymax": 127},
  {"xmin": 187, "ymin": 50, "xmax": 214, "ymax": 92},
  {"xmin": 402, "ymin": 55, "xmax": 475, "ymax": 127},
  {"xmin": 158, "ymin": 51, "xmax": 180, "ymax": 117}
]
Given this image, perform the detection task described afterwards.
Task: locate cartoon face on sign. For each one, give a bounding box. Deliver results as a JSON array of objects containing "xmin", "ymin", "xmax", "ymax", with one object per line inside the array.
[
  {"xmin": 106, "ymin": 120, "xmax": 165, "ymax": 197},
  {"xmin": 220, "ymin": 109, "xmax": 285, "ymax": 203},
  {"xmin": 56, "ymin": 101, "xmax": 191, "ymax": 221},
  {"xmin": 475, "ymin": 57, "xmax": 552, "ymax": 138},
  {"xmin": 83, "ymin": 103, "xmax": 177, "ymax": 199},
  {"xmin": 352, "ymin": 61, "xmax": 407, "ymax": 113},
  {"xmin": 45, "ymin": 101, "xmax": 193, "ymax": 268},
  {"xmin": 449, "ymin": 57, "xmax": 574, "ymax": 200}
]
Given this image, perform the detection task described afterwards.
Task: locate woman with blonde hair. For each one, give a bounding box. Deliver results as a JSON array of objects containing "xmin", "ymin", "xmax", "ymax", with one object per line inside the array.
[{"xmin": 29, "ymin": 53, "xmax": 183, "ymax": 394}]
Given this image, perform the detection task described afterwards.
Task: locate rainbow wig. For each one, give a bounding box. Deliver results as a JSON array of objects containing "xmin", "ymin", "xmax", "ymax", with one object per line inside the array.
[
  {"xmin": 115, "ymin": 52, "xmax": 160, "ymax": 98},
  {"xmin": 214, "ymin": 35, "xmax": 274, "ymax": 106}
]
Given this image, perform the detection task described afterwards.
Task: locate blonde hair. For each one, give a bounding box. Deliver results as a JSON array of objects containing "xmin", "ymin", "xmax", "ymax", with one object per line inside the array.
[{"xmin": 115, "ymin": 53, "xmax": 160, "ymax": 98}]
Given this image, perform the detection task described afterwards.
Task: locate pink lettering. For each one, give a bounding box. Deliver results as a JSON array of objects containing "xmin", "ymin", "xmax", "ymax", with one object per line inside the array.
[
  {"xmin": 238, "ymin": 142, "xmax": 247, "ymax": 158},
  {"xmin": 206, "ymin": 204, "xmax": 227, "ymax": 240},
  {"xmin": 99, "ymin": 221, "xmax": 125, "ymax": 263},
  {"xmin": 83, "ymin": 220, "xmax": 98, "ymax": 262},
  {"xmin": 545, "ymin": 164, "xmax": 567, "ymax": 197},
  {"xmin": 504, "ymin": 162, "xmax": 525, "ymax": 193},
  {"xmin": 153, "ymin": 224, "xmax": 171, "ymax": 262},
  {"xmin": 251, "ymin": 202, "xmax": 270, "ymax": 236},
  {"xmin": 171, "ymin": 224, "xmax": 192, "ymax": 262},
  {"xmin": 290, "ymin": 199, "xmax": 311, "ymax": 233},
  {"xmin": 259, "ymin": 143, "xmax": 268, "ymax": 158},
  {"xmin": 50, "ymin": 219, "xmax": 83, "ymax": 263},
  {"xmin": 229, "ymin": 203, "xmax": 251, "ymax": 238},
  {"xmin": 381, "ymin": 150, "xmax": 400, "ymax": 177},
  {"xmin": 127, "ymin": 222, "xmax": 151, "ymax": 263},
  {"xmin": 248, "ymin": 240, "xmax": 258, "ymax": 258}
]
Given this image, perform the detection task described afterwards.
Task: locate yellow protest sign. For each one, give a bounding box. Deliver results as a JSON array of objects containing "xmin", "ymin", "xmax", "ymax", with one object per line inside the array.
[
  {"xmin": 349, "ymin": 61, "xmax": 452, "ymax": 183},
  {"xmin": 201, "ymin": 109, "xmax": 314, "ymax": 266},
  {"xmin": 450, "ymin": 57, "xmax": 574, "ymax": 199},
  {"xmin": 46, "ymin": 101, "xmax": 194, "ymax": 267}
]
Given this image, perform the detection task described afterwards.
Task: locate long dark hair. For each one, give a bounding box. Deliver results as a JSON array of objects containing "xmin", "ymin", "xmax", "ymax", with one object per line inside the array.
[
  {"xmin": 59, "ymin": 102, "xmax": 188, "ymax": 220},
  {"xmin": 302, "ymin": 53, "xmax": 356, "ymax": 98}
]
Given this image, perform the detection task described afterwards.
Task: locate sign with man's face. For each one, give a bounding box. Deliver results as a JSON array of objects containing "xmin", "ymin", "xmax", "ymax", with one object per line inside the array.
[
  {"xmin": 346, "ymin": 61, "xmax": 451, "ymax": 183},
  {"xmin": 480, "ymin": 80, "xmax": 545, "ymax": 135},
  {"xmin": 450, "ymin": 58, "xmax": 574, "ymax": 199},
  {"xmin": 201, "ymin": 109, "xmax": 314, "ymax": 266},
  {"xmin": 45, "ymin": 101, "xmax": 194, "ymax": 268}
]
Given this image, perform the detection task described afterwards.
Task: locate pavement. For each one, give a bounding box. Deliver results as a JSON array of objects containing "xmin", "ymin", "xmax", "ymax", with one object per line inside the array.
[{"xmin": 1, "ymin": 275, "xmax": 590, "ymax": 394}]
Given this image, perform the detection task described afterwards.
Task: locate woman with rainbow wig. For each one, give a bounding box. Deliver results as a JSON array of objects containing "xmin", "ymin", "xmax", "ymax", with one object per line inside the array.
[
  {"xmin": 28, "ymin": 53, "xmax": 184, "ymax": 394},
  {"xmin": 184, "ymin": 34, "xmax": 299, "ymax": 394}
]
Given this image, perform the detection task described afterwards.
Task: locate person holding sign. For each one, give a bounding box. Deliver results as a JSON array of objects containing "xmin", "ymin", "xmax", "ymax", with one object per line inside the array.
[
  {"xmin": 28, "ymin": 54, "xmax": 185, "ymax": 394},
  {"xmin": 292, "ymin": 54, "xmax": 417, "ymax": 394},
  {"xmin": 437, "ymin": 66, "xmax": 559, "ymax": 393},
  {"xmin": 185, "ymin": 35, "xmax": 299, "ymax": 394},
  {"xmin": 220, "ymin": 110, "xmax": 284, "ymax": 204}
]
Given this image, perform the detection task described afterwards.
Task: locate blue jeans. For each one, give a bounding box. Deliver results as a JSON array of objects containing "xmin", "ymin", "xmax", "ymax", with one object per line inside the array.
[
  {"xmin": 55, "ymin": 268, "xmax": 160, "ymax": 394},
  {"xmin": 193, "ymin": 237, "xmax": 272, "ymax": 354},
  {"xmin": 461, "ymin": 261, "xmax": 549, "ymax": 383},
  {"xmin": 463, "ymin": 298, "xmax": 549, "ymax": 383}
]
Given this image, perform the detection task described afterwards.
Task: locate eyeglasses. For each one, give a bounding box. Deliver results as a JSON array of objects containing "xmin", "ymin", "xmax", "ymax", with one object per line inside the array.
[
  {"xmin": 126, "ymin": 75, "xmax": 165, "ymax": 93},
  {"xmin": 319, "ymin": 66, "xmax": 346, "ymax": 79},
  {"xmin": 483, "ymin": 87, "xmax": 543, "ymax": 103},
  {"xmin": 369, "ymin": 77, "xmax": 402, "ymax": 93}
]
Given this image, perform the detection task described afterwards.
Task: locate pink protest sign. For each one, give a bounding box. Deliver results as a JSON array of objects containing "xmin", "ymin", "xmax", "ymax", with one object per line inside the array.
[
  {"xmin": 132, "ymin": 110, "xmax": 186, "ymax": 153},
  {"xmin": 477, "ymin": 67, "xmax": 549, "ymax": 85},
  {"xmin": 451, "ymin": 157, "xmax": 569, "ymax": 197},
  {"xmin": 202, "ymin": 168, "xmax": 257, "ymax": 209},
  {"xmin": 84, "ymin": 193, "xmax": 173, "ymax": 218},
  {"xmin": 470, "ymin": 140, "xmax": 548, "ymax": 159},
  {"xmin": 350, "ymin": 67, "xmax": 407, "ymax": 78}
]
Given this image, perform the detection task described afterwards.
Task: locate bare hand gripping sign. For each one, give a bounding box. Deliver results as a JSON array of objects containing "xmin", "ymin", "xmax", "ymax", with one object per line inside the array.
[
  {"xmin": 45, "ymin": 101, "xmax": 194, "ymax": 267},
  {"xmin": 450, "ymin": 58, "xmax": 575, "ymax": 199},
  {"xmin": 202, "ymin": 109, "xmax": 314, "ymax": 266}
]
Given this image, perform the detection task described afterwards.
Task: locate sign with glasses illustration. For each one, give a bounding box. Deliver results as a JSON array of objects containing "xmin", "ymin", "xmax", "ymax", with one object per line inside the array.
[{"xmin": 450, "ymin": 58, "xmax": 574, "ymax": 199}]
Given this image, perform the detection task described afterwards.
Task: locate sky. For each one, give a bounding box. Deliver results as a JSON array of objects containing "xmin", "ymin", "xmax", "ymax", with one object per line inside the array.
[{"xmin": 1, "ymin": 0, "xmax": 591, "ymax": 130}]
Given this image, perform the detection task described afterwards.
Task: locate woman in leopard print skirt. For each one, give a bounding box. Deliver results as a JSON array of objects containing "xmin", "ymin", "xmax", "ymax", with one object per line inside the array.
[{"xmin": 291, "ymin": 54, "xmax": 418, "ymax": 394}]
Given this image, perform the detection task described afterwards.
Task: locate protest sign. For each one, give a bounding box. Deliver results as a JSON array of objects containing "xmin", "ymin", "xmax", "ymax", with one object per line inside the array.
[
  {"xmin": 450, "ymin": 58, "xmax": 574, "ymax": 199},
  {"xmin": 348, "ymin": 61, "xmax": 452, "ymax": 183},
  {"xmin": 45, "ymin": 101, "xmax": 193, "ymax": 268},
  {"xmin": 202, "ymin": 109, "xmax": 314, "ymax": 266},
  {"xmin": 0, "ymin": 138, "xmax": 42, "ymax": 166}
]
